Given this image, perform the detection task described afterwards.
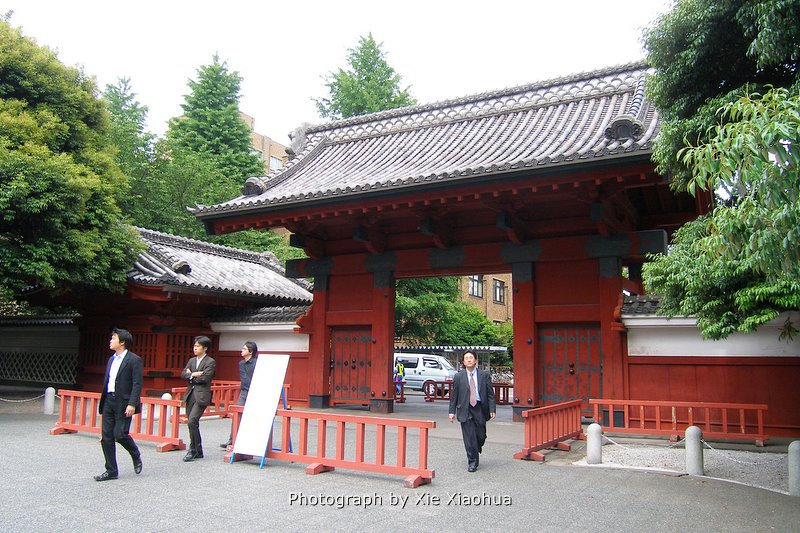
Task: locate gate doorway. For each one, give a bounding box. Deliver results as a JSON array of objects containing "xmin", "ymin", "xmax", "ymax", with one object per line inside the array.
[
  {"xmin": 330, "ymin": 327, "xmax": 373, "ymax": 405},
  {"xmin": 538, "ymin": 324, "xmax": 602, "ymax": 413}
]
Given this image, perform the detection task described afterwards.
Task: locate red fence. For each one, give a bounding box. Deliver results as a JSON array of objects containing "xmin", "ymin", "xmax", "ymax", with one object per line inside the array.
[
  {"xmin": 49, "ymin": 389, "xmax": 186, "ymax": 452},
  {"xmin": 513, "ymin": 399, "xmax": 583, "ymax": 461},
  {"xmin": 589, "ymin": 399, "xmax": 769, "ymax": 446},
  {"xmin": 171, "ymin": 381, "xmax": 292, "ymax": 422},
  {"xmin": 225, "ymin": 405, "xmax": 436, "ymax": 488},
  {"xmin": 423, "ymin": 380, "xmax": 512, "ymax": 405}
]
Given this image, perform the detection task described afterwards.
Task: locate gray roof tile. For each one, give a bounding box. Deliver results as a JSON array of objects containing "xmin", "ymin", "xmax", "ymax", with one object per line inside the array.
[
  {"xmin": 195, "ymin": 62, "xmax": 656, "ymax": 217},
  {"xmin": 129, "ymin": 228, "xmax": 312, "ymax": 305}
]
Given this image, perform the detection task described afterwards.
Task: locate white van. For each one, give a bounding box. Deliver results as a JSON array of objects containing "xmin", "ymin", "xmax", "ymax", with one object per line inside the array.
[{"xmin": 394, "ymin": 353, "xmax": 457, "ymax": 391}]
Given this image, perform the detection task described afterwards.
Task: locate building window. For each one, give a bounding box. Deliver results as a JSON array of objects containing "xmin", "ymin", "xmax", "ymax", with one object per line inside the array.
[
  {"xmin": 493, "ymin": 279, "xmax": 505, "ymax": 304},
  {"xmin": 468, "ymin": 275, "xmax": 483, "ymax": 297},
  {"xmin": 269, "ymin": 156, "xmax": 284, "ymax": 171}
]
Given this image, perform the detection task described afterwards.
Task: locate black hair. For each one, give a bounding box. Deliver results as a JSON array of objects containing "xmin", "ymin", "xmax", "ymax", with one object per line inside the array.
[
  {"xmin": 194, "ymin": 335, "xmax": 212, "ymax": 349},
  {"xmin": 243, "ymin": 341, "xmax": 258, "ymax": 356},
  {"xmin": 113, "ymin": 328, "xmax": 133, "ymax": 348}
]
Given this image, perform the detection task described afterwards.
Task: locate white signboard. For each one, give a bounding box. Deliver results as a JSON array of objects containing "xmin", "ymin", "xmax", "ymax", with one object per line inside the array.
[{"xmin": 232, "ymin": 353, "xmax": 289, "ymax": 457}]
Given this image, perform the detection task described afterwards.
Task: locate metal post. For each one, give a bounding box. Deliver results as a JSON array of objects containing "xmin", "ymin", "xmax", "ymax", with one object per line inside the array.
[
  {"xmin": 586, "ymin": 423, "xmax": 602, "ymax": 465},
  {"xmin": 44, "ymin": 387, "xmax": 56, "ymax": 415},
  {"xmin": 789, "ymin": 440, "xmax": 800, "ymax": 497},
  {"xmin": 685, "ymin": 425, "xmax": 704, "ymax": 476}
]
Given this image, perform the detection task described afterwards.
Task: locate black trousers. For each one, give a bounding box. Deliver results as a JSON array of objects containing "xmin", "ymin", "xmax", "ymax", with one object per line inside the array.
[
  {"xmin": 186, "ymin": 394, "xmax": 208, "ymax": 453},
  {"xmin": 459, "ymin": 401, "xmax": 487, "ymax": 467},
  {"xmin": 101, "ymin": 393, "xmax": 140, "ymax": 475}
]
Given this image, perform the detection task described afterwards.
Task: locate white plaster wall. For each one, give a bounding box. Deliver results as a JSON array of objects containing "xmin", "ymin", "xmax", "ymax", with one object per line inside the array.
[
  {"xmin": 624, "ymin": 312, "xmax": 800, "ymax": 357},
  {"xmin": 210, "ymin": 322, "xmax": 309, "ymax": 353}
]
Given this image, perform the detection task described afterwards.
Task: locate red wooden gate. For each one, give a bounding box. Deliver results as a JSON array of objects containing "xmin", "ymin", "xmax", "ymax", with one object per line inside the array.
[
  {"xmin": 538, "ymin": 324, "xmax": 602, "ymax": 413},
  {"xmin": 330, "ymin": 327, "xmax": 373, "ymax": 405}
]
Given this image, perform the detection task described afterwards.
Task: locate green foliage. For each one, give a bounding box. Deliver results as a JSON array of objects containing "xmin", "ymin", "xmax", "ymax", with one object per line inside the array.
[
  {"xmin": 644, "ymin": 0, "xmax": 798, "ymax": 188},
  {"xmin": 168, "ymin": 55, "xmax": 263, "ymax": 183},
  {"xmin": 642, "ymin": 0, "xmax": 800, "ymax": 339},
  {"xmin": 394, "ymin": 276, "xmax": 508, "ymax": 348},
  {"xmin": 679, "ymin": 87, "xmax": 800, "ymax": 279},
  {"xmin": 0, "ymin": 21, "xmax": 141, "ymax": 303},
  {"xmin": 315, "ymin": 33, "xmax": 416, "ymax": 120},
  {"xmin": 643, "ymin": 216, "xmax": 800, "ymax": 339}
]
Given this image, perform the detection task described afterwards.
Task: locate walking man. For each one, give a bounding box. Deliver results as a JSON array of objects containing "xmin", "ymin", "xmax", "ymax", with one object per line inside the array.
[
  {"xmin": 448, "ymin": 351, "xmax": 496, "ymax": 472},
  {"xmin": 95, "ymin": 328, "xmax": 143, "ymax": 481}
]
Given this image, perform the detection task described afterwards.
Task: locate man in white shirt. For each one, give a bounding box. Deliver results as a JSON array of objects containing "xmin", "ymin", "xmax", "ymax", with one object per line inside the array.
[{"xmin": 95, "ymin": 328, "xmax": 143, "ymax": 481}]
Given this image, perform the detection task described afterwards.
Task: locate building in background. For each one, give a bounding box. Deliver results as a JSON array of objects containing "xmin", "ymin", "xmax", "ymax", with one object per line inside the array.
[
  {"xmin": 460, "ymin": 274, "xmax": 513, "ymax": 324},
  {"xmin": 241, "ymin": 112, "xmax": 288, "ymax": 173}
]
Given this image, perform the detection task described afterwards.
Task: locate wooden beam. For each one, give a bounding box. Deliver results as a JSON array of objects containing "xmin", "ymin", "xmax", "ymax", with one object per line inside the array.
[
  {"xmin": 289, "ymin": 233, "xmax": 324, "ymax": 259},
  {"xmin": 420, "ymin": 217, "xmax": 452, "ymax": 249},
  {"xmin": 352, "ymin": 225, "xmax": 386, "ymax": 255}
]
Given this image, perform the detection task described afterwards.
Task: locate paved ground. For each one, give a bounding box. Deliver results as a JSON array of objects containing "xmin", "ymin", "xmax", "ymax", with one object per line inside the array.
[{"xmin": 1, "ymin": 387, "xmax": 799, "ymax": 532}]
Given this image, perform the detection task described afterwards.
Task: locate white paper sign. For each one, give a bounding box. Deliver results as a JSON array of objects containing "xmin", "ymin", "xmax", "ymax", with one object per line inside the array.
[{"xmin": 232, "ymin": 353, "xmax": 289, "ymax": 457}]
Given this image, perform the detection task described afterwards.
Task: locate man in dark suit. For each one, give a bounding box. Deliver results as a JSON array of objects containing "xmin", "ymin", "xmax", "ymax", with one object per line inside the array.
[
  {"xmin": 95, "ymin": 328, "xmax": 143, "ymax": 481},
  {"xmin": 448, "ymin": 351, "xmax": 496, "ymax": 472},
  {"xmin": 181, "ymin": 335, "xmax": 216, "ymax": 461}
]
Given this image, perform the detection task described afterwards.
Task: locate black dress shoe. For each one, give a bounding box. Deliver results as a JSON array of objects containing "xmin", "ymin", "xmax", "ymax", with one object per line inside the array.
[
  {"xmin": 194, "ymin": 452, "xmax": 204, "ymax": 459},
  {"xmin": 133, "ymin": 456, "xmax": 143, "ymax": 474},
  {"xmin": 94, "ymin": 471, "xmax": 118, "ymax": 481},
  {"xmin": 467, "ymin": 465, "xmax": 477, "ymax": 472},
  {"xmin": 220, "ymin": 442, "xmax": 231, "ymax": 449},
  {"xmin": 183, "ymin": 452, "xmax": 196, "ymax": 462}
]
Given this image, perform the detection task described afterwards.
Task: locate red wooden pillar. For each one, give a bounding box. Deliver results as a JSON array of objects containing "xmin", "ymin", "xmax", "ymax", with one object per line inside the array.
[
  {"xmin": 598, "ymin": 257, "xmax": 625, "ymax": 400},
  {"xmin": 296, "ymin": 270, "xmax": 332, "ymax": 409},
  {"xmin": 511, "ymin": 262, "xmax": 537, "ymax": 421},
  {"xmin": 369, "ymin": 270, "xmax": 396, "ymax": 413}
]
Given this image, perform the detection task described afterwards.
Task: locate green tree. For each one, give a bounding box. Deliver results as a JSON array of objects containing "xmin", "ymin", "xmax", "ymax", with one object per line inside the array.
[
  {"xmin": 315, "ymin": 33, "xmax": 416, "ymax": 120},
  {"xmin": 103, "ymin": 78, "xmax": 158, "ymax": 225},
  {"xmin": 168, "ymin": 55, "xmax": 263, "ymax": 185},
  {"xmin": 642, "ymin": 0, "xmax": 800, "ymax": 339},
  {"xmin": 0, "ymin": 21, "xmax": 141, "ymax": 304}
]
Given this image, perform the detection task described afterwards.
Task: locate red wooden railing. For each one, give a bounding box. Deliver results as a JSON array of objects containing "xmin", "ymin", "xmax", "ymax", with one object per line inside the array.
[
  {"xmin": 423, "ymin": 380, "xmax": 452, "ymax": 402},
  {"xmin": 513, "ymin": 399, "xmax": 583, "ymax": 461},
  {"xmin": 423, "ymin": 380, "xmax": 512, "ymax": 405},
  {"xmin": 171, "ymin": 381, "xmax": 292, "ymax": 422},
  {"xmin": 170, "ymin": 381, "xmax": 240, "ymax": 421},
  {"xmin": 49, "ymin": 389, "xmax": 186, "ymax": 452},
  {"xmin": 589, "ymin": 399, "xmax": 769, "ymax": 446},
  {"xmin": 225, "ymin": 405, "xmax": 436, "ymax": 488}
]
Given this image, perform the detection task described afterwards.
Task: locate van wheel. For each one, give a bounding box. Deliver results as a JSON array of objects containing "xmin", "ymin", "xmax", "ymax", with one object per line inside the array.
[{"xmin": 423, "ymin": 380, "xmax": 437, "ymax": 398}]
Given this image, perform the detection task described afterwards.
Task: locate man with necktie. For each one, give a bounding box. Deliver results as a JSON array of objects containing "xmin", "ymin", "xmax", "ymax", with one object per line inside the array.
[
  {"xmin": 448, "ymin": 351, "xmax": 496, "ymax": 472},
  {"xmin": 181, "ymin": 335, "xmax": 216, "ymax": 461},
  {"xmin": 95, "ymin": 328, "xmax": 143, "ymax": 481}
]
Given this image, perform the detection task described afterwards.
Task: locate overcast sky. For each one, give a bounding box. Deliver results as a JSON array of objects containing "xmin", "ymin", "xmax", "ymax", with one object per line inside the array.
[{"xmin": 7, "ymin": 0, "xmax": 671, "ymax": 144}]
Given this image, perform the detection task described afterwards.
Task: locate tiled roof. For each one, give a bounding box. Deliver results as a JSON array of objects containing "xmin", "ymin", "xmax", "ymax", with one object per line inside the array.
[
  {"xmin": 211, "ymin": 305, "xmax": 309, "ymax": 323},
  {"xmin": 0, "ymin": 314, "xmax": 78, "ymax": 326},
  {"xmin": 621, "ymin": 295, "xmax": 661, "ymax": 316},
  {"xmin": 194, "ymin": 62, "xmax": 656, "ymax": 217},
  {"xmin": 130, "ymin": 228, "xmax": 312, "ymax": 305}
]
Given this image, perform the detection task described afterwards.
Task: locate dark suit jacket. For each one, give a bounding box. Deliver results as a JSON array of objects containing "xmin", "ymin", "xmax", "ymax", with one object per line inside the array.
[
  {"xmin": 448, "ymin": 368, "xmax": 496, "ymax": 423},
  {"xmin": 181, "ymin": 355, "xmax": 216, "ymax": 406},
  {"xmin": 98, "ymin": 351, "xmax": 143, "ymax": 414}
]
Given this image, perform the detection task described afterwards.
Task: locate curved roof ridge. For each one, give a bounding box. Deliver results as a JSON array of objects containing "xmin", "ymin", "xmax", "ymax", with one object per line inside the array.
[{"xmin": 306, "ymin": 61, "xmax": 650, "ymax": 134}]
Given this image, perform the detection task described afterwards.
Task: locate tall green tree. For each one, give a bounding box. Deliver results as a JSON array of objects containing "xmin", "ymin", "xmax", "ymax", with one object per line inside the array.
[
  {"xmin": 168, "ymin": 55, "xmax": 263, "ymax": 185},
  {"xmin": 315, "ymin": 33, "xmax": 416, "ymax": 120},
  {"xmin": 642, "ymin": 0, "xmax": 800, "ymax": 339},
  {"xmin": 0, "ymin": 21, "xmax": 141, "ymax": 304}
]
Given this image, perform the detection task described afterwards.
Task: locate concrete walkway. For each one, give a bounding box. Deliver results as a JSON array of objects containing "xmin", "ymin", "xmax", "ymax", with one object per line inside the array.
[{"xmin": 1, "ymin": 389, "xmax": 798, "ymax": 532}]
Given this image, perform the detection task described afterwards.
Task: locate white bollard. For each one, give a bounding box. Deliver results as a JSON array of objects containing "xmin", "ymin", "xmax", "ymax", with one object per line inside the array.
[
  {"xmin": 43, "ymin": 387, "xmax": 56, "ymax": 415},
  {"xmin": 685, "ymin": 425, "xmax": 704, "ymax": 476},
  {"xmin": 789, "ymin": 440, "xmax": 800, "ymax": 497},
  {"xmin": 586, "ymin": 423, "xmax": 602, "ymax": 464},
  {"xmin": 161, "ymin": 392, "xmax": 172, "ymax": 423}
]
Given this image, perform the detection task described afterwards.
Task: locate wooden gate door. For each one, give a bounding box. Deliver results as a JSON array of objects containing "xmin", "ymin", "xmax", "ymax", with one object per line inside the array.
[
  {"xmin": 538, "ymin": 324, "xmax": 602, "ymax": 413},
  {"xmin": 330, "ymin": 327, "xmax": 373, "ymax": 405}
]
